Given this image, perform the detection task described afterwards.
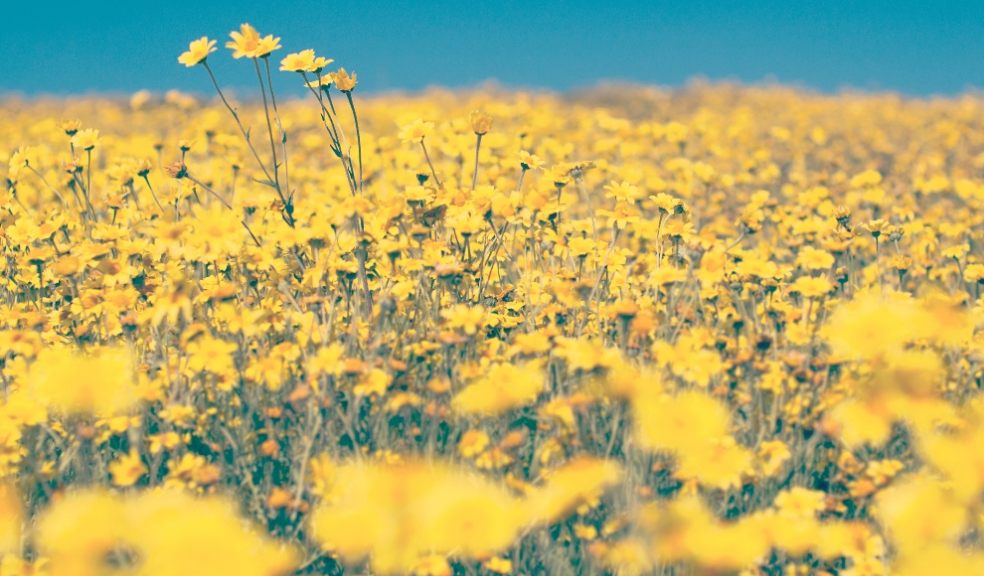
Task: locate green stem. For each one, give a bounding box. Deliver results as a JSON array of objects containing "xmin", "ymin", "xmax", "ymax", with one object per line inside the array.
[
  {"xmin": 471, "ymin": 133, "xmax": 483, "ymax": 191},
  {"xmin": 420, "ymin": 140, "xmax": 442, "ymax": 188},
  {"xmin": 202, "ymin": 62, "xmax": 275, "ymax": 186},
  {"xmin": 345, "ymin": 91, "xmax": 363, "ymax": 193}
]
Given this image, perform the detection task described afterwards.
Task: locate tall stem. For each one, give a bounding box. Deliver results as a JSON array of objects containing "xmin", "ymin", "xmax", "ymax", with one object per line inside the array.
[
  {"xmin": 202, "ymin": 62, "xmax": 275, "ymax": 186},
  {"xmin": 83, "ymin": 150, "xmax": 96, "ymax": 219},
  {"xmin": 345, "ymin": 91, "xmax": 363, "ymax": 193},
  {"xmin": 420, "ymin": 140, "xmax": 442, "ymax": 188},
  {"xmin": 264, "ymin": 57, "xmax": 290, "ymax": 202},
  {"xmin": 253, "ymin": 58, "xmax": 281, "ymax": 192},
  {"xmin": 27, "ymin": 165, "xmax": 68, "ymax": 206},
  {"xmin": 141, "ymin": 175, "xmax": 165, "ymax": 213},
  {"xmin": 301, "ymin": 73, "xmax": 358, "ymax": 195},
  {"xmin": 471, "ymin": 134, "xmax": 483, "ymax": 191}
]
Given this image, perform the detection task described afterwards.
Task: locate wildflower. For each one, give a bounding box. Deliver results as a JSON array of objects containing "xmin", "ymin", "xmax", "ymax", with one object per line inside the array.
[
  {"xmin": 226, "ymin": 23, "xmax": 280, "ymax": 59},
  {"xmin": 29, "ymin": 346, "xmax": 137, "ymax": 416},
  {"xmin": 758, "ymin": 440, "xmax": 791, "ymax": 476},
  {"xmin": 788, "ymin": 275, "xmax": 833, "ymax": 298},
  {"xmin": 675, "ymin": 436, "xmax": 753, "ymax": 489},
  {"xmin": 108, "ymin": 450, "xmax": 147, "ymax": 487},
  {"xmin": 650, "ymin": 192, "xmax": 683, "ymax": 214},
  {"xmin": 865, "ymin": 218, "xmax": 890, "ymax": 239},
  {"xmin": 279, "ymin": 49, "xmax": 333, "ymax": 73},
  {"xmin": 631, "ymin": 388, "xmax": 754, "ymax": 487},
  {"xmin": 484, "ymin": 556, "xmax": 513, "ymax": 574},
  {"xmin": 442, "ymin": 303, "xmax": 487, "ymax": 335},
  {"xmin": 525, "ymin": 457, "xmax": 623, "ymax": 524},
  {"xmin": 774, "ymin": 487, "xmax": 827, "ymax": 519},
  {"xmin": 605, "ymin": 180, "xmax": 643, "ymax": 203},
  {"xmin": 399, "ymin": 119, "xmax": 434, "ymax": 143},
  {"xmin": 178, "ymin": 36, "xmax": 217, "ymax": 67},
  {"xmin": 334, "ymin": 68, "xmax": 357, "ymax": 92},
  {"xmin": 469, "ymin": 110, "xmax": 492, "ymax": 135},
  {"xmin": 35, "ymin": 490, "xmax": 130, "ymax": 575},
  {"xmin": 453, "ymin": 362, "xmax": 545, "ymax": 416},
  {"xmin": 62, "ymin": 119, "xmax": 81, "ymax": 135},
  {"xmin": 875, "ymin": 474, "xmax": 967, "ymax": 555},
  {"xmin": 309, "ymin": 459, "xmax": 527, "ymax": 573},
  {"xmin": 797, "ymin": 246, "xmax": 835, "ymax": 270},
  {"xmin": 457, "ymin": 430, "xmax": 490, "ymax": 458},
  {"xmin": 133, "ymin": 490, "xmax": 297, "ymax": 575},
  {"xmin": 822, "ymin": 292, "xmax": 932, "ymax": 359},
  {"xmin": 518, "ymin": 150, "xmax": 544, "ymax": 170},
  {"xmin": 71, "ymin": 128, "xmax": 100, "ymax": 151}
]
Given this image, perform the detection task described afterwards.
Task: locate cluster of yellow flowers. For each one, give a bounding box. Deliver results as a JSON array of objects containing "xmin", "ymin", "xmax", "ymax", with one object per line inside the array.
[{"xmin": 0, "ymin": 22, "xmax": 983, "ymax": 575}]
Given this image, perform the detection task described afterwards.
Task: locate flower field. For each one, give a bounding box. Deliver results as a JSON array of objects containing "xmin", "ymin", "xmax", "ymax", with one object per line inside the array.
[{"xmin": 1, "ymin": 24, "xmax": 983, "ymax": 575}]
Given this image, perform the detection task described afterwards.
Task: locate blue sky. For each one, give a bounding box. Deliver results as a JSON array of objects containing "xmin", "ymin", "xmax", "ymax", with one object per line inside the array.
[{"xmin": 2, "ymin": 0, "xmax": 983, "ymax": 96}]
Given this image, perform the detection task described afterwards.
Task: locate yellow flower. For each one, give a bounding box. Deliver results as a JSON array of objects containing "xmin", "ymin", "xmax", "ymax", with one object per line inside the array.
[
  {"xmin": 29, "ymin": 346, "xmax": 137, "ymax": 416},
  {"xmin": 525, "ymin": 457, "xmax": 622, "ymax": 524},
  {"xmin": 518, "ymin": 150, "xmax": 543, "ymax": 170},
  {"xmin": 788, "ymin": 275, "xmax": 833, "ymax": 298},
  {"xmin": 457, "ymin": 429, "xmax": 490, "ymax": 458},
  {"xmin": 797, "ymin": 246, "xmax": 835, "ymax": 271},
  {"xmin": 70, "ymin": 128, "xmax": 100, "ymax": 151},
  {"xmin": 633, "ymin": 389, "xmax": 730, "ymax": 454},
  {"xmin": 484, "ymin": 556, "xmax": 513, "ymax": 574},
  {"xmin": 469, "ymin": 110, "xmax": 493, "ymax": 135},
  {"xmin": 875, "ymin": 474, "xmax": 967, "ymax": 555},
  {"xmin": 309, "ymin": 459, "xmax": 527, "ymax": 574},
  {"xmin": 453, "ymin": 362, "xmax": 545, "ymax": 416},
  {"xmin": 757, "ymin": 440, "xmax": 791, "ymax": 476},
  {"xmin": 442, "ymin": 303, "xmax": 487, "ymax": 335},
  {"xmin": 399, "ymin": 119, "xmax": 435, "ymax": 143},
  {"xmin": 774, "ymin": 487, "xmax": 827, "ymax": 519},
  {"xmin": 413, "ymin": 555, "xmax": 452, "ymax": 576},
  {"xmin": 334, "ymin": 68, "xmax": 357, "ymax": 92},
  {"xmin": 177, "ymin": 36, "xmax": 216, "ymax": 67},
  {"xmin": 675, "ymin": 436, "xmax": 753, "ymax": 490},
  {"xmin": 108, "ymin": 450, "xmax": 146, "ymax": 487},
  {"xmin": 132, "ymin": 490, "xmax": 297, "ymax": 576},
  {"xmin": 822, "ymin": 291, "xmax": 955, "ymax": 359},
  {"xmin": 36, "ymin": 490, "xmax": 130, "ymax": 576},
  {"xmin": 279, "ymin": 49, "xmax": 333, "ymax": 73},
  {"xmin": 226, "ymin": 23, "xmax": 280, "ymax": 59}
]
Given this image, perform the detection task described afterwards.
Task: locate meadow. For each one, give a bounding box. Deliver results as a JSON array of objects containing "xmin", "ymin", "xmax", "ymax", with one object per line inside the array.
[{"xmin": 1, "ymin": 24, "xmax": 983, "ymax": 575}]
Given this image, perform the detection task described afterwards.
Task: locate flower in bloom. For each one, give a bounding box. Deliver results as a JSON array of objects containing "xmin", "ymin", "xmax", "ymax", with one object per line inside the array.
[
  {"xmin": 279, "ymin": 49, "xmax": 333, "ymax": 73},
  {"xmin": 788, "ymin": 275, "xmax": 833, "ymax": 299},
  {"xmin": 822, "ymin": 291, "xmax": 927, "ymax": 359},
  {"xmin": 29, "ymin": 346, "xmax": 137, "ymax": 416},
  {"xmin": 525, "ymin": 457, "xmax": 623, "ymax": 524},
  {"xmin": 71, "ymin": 128, "xmax": 100, "ymax": 151},
  {"xmin": 309, "ymin": 458, "xmax": 527, "ymax": 574},
  {"xmin": 875, "ymin": 474, "xmax": 968, "ymax": 557},
  {"xmin": 442, "ymin": 303, "xmax": 487, "ymax": 335},
  {"xmin": 452, "ymin": 362, "xmax": 545, "ymax": 416},
  {"xmin": 226, "ymin": 23, "xmax": 281, "ymax": 59},
  {"xmin": 518, "ymin": 150, "xmax": 544, "ymax": 170},
  {"xmin": 177, "ymin": 36, "xmax": 217, "ymax": 67},
  {"xmin": 37, "ymin": 489, "xmax": 296, "ymax": 576},
  {"xmin": 108, "ymin": 450, "xmax": 147, "ymax": 487},
  {"xmin": 399, "ymin": 119, "xmax": 435, "ymax": 144},
  {"xmin": 774, "ymin": 487, "xmax": 827, "ymax": 519}
]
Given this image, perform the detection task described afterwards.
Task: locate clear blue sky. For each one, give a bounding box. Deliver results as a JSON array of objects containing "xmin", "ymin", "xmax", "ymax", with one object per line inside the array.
[{"xmin": 2, "ymin": 0, "xmax": 982, "ymax": 96}]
